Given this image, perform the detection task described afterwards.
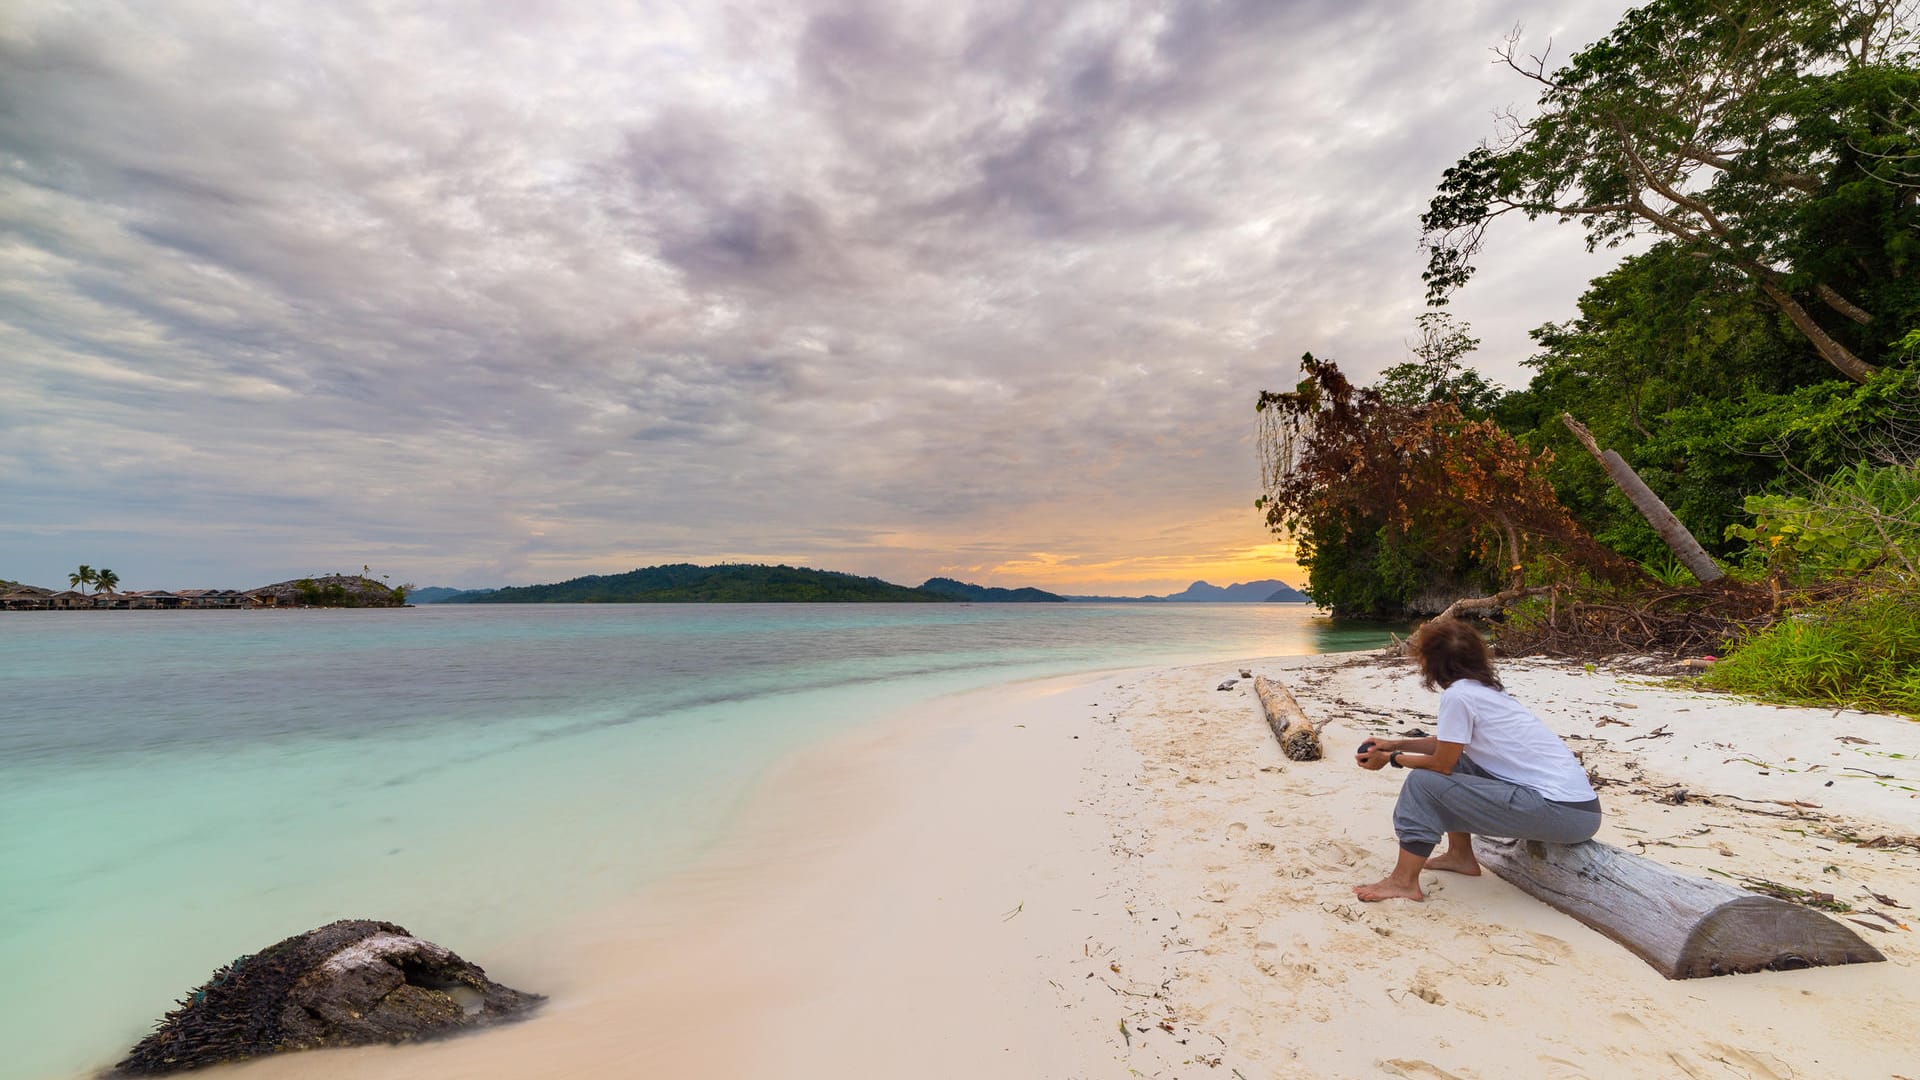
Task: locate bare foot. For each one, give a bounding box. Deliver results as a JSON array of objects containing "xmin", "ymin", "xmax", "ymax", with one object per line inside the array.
[
  {"xmin": 1353, "ymin": 877, "xmax": 1425, "ymax": 902},
  {"xmin": 1423, "ymin": 851, "xmax": 1482, "ymax": 876}
]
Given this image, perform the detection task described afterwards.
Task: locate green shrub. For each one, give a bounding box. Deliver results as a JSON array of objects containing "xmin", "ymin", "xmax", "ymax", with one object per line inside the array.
[
  {"xmin": 1704, "ymin": 589, "xmax": 1920, "ymax": 717},
  {"xmin": 1638, "ymin": 553, "xmax": 1700, "ymax": 588},
  {"xmin": 1725, "ymin": 461, "xmax": 1920, "ymax": 580}
]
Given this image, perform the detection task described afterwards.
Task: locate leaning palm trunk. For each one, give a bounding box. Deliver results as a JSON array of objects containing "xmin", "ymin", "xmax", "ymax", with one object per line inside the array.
[{"xmin": 1562, "ymin": 414, "xmax": 1723, "ymax": 584}]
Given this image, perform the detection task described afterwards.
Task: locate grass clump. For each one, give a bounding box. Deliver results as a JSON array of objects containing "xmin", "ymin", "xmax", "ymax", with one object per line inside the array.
[{"xmin": 1704, "ymin": 589, "xmax": 1920, "ymax": 718}]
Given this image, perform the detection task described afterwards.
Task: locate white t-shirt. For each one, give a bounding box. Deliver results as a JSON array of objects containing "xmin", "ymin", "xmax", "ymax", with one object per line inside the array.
[{"xmin": 1435, "ymin": 679, "xmax": 1596, "ymax": 803}]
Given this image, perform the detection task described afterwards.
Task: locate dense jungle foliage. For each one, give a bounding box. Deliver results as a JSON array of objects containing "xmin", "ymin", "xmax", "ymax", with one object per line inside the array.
[{"xmin": 1259, "ymin": 0, "xmax": 1919, "ymax": 713}]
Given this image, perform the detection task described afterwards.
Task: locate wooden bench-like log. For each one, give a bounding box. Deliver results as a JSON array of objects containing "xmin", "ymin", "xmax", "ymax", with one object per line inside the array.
[
  {"xmin": 1477, "ymin": 837, "xmax": 1886, "ymax": 979},
  {"xmin": 1253, "ymin": 675, "xmax": 1321, "ymax": 761}
]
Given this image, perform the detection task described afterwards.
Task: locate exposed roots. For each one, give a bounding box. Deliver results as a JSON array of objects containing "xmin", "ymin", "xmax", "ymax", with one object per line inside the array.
[{"xmin": 1491, "ymin": 577, "xmax": 1871, "ymax": 659}]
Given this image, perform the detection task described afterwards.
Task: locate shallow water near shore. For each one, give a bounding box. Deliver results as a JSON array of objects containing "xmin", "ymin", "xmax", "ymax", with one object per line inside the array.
[{"xmin": 0, "ymin": 602, "xmax": 1390, "ymax": 1079}]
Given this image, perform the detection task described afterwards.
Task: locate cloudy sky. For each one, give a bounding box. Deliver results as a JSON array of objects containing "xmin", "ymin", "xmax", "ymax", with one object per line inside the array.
[{"xmin": 2, "ymin": 0, "xmax": 1636, "ymax": 593}]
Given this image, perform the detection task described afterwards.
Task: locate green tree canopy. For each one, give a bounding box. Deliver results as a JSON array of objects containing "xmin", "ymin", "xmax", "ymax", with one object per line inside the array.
[
  {"xmin": 1422, "ymin": 0, "xmax": 1920, "ymax": 384},
  {"xmin": 1373, "ymin": 313, "xmax": 1505, "ymax": 415}
]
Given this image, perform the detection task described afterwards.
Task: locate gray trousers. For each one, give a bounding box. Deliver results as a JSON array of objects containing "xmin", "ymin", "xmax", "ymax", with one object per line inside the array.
[{"xmin": 1391, "ymin": 755, "xmax": 1601, "ymax": 858}]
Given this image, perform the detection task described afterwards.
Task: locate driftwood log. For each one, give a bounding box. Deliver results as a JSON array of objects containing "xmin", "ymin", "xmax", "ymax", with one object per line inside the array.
[
  {"xmin": 1477, "ymin": 838, "xmax": 1886, "ymax": 979},
  {"xmin": 1253, "ymin": 674, "xmax": 1321, "ymax": 761},
  {"xmin": 1435, "ymin": 584, "xmax": 1554, "ymax": 623}
]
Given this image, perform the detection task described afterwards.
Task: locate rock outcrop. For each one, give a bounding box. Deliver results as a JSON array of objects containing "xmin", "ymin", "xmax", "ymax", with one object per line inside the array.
[
  {"xmin": 245, "ymin": 575, "xmax": 407, "ymax": 608},
  {"xmin": 116, "ymin": 920, "xmax": 541, "ymax": 1074}
]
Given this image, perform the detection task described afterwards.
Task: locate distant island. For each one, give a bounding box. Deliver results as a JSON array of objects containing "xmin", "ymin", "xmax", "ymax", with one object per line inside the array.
[
  {"xmin": 2, "ymin": 573, "xmax": 410, "ymax": 611},
  {"xmin": 414, "ymin": 567, "xmax": 1304, "ymax": 605},
  {"xmin": 445, "ymin": 563, "xmax": 959, "ymax": 604},
  {"xmin": 1065, "ymin": 579, "xmax": 1309, "ymax": 603},
  {"xmin": 918, "ymin": 577, "xmax": 1068, "ymax": 602}
]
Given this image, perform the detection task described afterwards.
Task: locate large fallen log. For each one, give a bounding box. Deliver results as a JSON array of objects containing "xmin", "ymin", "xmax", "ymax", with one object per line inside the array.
[
  {"xmin": 1477, "ymin": 837, "xmax": 1885, "ymax": 979},
  {"xmin": 1253, "ymin": 674, "xmax": 1321, "ymax": 761}
]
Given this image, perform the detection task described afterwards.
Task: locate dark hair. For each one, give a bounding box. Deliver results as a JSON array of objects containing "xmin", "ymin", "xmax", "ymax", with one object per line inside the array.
[{"xmin": 1407, "ymin": 618, "xmax": 1503, "ymax": 692}]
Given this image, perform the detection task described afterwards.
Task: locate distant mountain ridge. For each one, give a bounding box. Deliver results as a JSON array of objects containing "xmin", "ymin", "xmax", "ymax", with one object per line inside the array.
[
  {"xmin": 918, "ymin": 577, "xmax": 1067, "ymax": 602},
  {"xmin": 1066, "ymin": 579, "xmax": 1309, "ymax": 603},
  {"xmin": 410, "ymin": 586, "xmax": 494, "ymax": 604}
]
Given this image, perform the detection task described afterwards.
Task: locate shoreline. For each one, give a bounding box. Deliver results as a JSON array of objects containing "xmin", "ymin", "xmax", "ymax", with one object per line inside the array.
[
  {"xmin": 213, "ymin": 667, "xmax": 1145, "ymax": 1079},
  {"xmin": 174, "ymin": 651, "xmax": 1919, "ymax": 1079}
]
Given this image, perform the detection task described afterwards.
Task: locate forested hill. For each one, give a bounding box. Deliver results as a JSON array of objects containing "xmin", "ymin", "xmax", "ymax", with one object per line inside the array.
[
  {"xmin": 410, "ymin": 586, "xmax": 493, "ymax": 604},
  {"xmin": 448, "ymin": 563, "xmax": 953, "ymax": 603},
  {"xmin": 918, "ymin": 577, "xmax": 1068, "ymax": 602}
]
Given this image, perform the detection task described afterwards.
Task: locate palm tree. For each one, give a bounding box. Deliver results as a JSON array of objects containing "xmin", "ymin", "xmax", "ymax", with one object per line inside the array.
[
  {"xmin": 69, "ymin": 565, "xmax": 96, "ymax": 594},
  {"xmin": 94, "ymin": 568, "xmax": 120, "ymax": 595}
]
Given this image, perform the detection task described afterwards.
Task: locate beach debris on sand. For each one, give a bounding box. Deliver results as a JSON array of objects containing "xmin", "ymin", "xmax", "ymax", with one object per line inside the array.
[
  {"xmin": 1252, "ymin": 674, "xmax": 1322, "ymax": 761},
  {"xmin": 115, "ymin": 919, "xmax": 543, "ymax": 1075}
]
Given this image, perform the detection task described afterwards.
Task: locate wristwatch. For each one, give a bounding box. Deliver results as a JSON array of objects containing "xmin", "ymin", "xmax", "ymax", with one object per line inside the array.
[{"xmin": 1389, "ymin": 751, "xmax": 1404, "ymax": 769}]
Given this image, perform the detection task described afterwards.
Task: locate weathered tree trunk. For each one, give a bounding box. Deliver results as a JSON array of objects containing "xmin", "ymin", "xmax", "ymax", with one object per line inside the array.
[
  {"xmin": 1252, "ymin": 674, "xmax": 1321, "ymax": 761},
  {"xmin": 1755, "ymin": 279, "xmax": 1878, "ymax": 383},
  {"xmin": 1814, "ymin": 282, "xmax": 1873, "ymax": 325},
  {"xmin": 1561, "ymin": 414, "xmax": 1724, "ymax": 583},
  {"xmin": 1477, "ymin": 837, "xmax": 1885, "ymax": 979}
]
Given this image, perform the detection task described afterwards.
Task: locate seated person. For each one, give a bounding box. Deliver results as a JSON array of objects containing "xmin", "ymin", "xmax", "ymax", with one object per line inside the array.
[{"xmin": 1353, "ymin": 618, "xmax": 1600, "ymax": 902}]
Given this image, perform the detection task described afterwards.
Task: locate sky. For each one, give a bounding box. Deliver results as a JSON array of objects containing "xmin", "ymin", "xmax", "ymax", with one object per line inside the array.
[{"xmin": 2, "ymin": 0, "xmax": 1638, "ymax": 594}]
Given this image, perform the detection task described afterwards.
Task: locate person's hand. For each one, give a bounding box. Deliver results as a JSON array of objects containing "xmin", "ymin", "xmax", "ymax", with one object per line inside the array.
[{"xmin": 1355, "ymin": 742, "xmax": 1392, "ymax": 771}]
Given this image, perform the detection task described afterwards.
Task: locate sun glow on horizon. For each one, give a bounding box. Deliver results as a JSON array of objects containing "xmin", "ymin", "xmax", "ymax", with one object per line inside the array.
[{"xmin": 960, "ymin": 539, "xmax": 1303, "ymax": 595}]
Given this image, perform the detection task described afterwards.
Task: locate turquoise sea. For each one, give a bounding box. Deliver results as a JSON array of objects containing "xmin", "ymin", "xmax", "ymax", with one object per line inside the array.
[{"xmin": 1, "ymin": 603, "xmax": 1390, "ymax": 1079}]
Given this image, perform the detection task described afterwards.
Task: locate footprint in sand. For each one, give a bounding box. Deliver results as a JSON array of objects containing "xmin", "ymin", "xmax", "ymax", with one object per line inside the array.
[
  {"xmin": 1535, "ymin": 1054, "xmax": 1599, "ymax": 1079},
  {"xmin": 1381, "ymin": 1057, "xmax": 1467, "ymax": 1079},
  {"xmin": 1404, "ymin": 971, "xmax": 1445, "ymax": 1005},
  {"xmin": 1225, "ymin": 821, "xmax": 1248, "ymax": 840},
  {"xmin": 1319, "ymin": 901, "xmax": 1364, "ymax": 923},
  {"xmin": 1309, "ymin": 837, "xmax": 1373, "ymax": 868},
  {"xmin": 1487, "ymin": 930, "xmax": 1573, "ymax": 965},
  {"xmin": 1197, "ymin": 880, "xmax": 1237, "ymax": 904},
  {"xmin": 1703, "ymin": 1043, "xmax": 1794, "ymax": 1080},
  {"xmin": 1251, "ymin": 940, "xmax": 1282, "ymax": 977},
  {"xmin": 1450, "ymin": 958, "xmax": 1508, "ymax": 988}
]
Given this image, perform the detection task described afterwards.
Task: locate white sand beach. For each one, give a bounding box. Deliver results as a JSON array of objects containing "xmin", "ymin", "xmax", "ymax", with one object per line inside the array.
[{"xmin": 226, "ymin": 651, "xmax": 1920, "ymax": 1080}]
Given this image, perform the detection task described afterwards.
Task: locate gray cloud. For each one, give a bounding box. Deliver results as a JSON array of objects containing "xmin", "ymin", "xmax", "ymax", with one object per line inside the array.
[{"xmin": 1, "ymin": 0, "xmax": 1634, "ymax": 591}]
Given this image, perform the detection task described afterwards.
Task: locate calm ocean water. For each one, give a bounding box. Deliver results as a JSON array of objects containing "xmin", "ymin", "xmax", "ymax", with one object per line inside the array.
[{"xmin": 0, "ymin": 603, "xmax": 1390, "ymax": 1078}]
